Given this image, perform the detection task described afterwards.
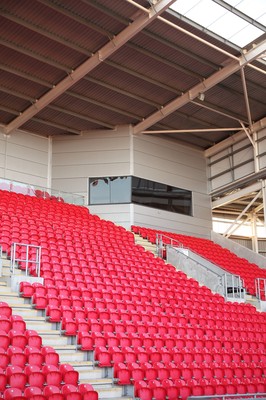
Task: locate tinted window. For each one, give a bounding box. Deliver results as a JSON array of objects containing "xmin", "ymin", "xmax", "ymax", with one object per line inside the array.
[{"xmin": 89, "ymin": 176, "xmax": 192, "ymax": 215}]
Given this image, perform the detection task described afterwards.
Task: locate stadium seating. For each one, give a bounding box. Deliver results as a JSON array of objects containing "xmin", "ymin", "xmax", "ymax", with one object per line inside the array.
[{"xmin": 0, "ymin": 190, "xmax": 265, "ymax": 399}]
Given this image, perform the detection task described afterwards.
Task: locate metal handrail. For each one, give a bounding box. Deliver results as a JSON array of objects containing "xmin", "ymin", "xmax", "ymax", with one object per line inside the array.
[
  {"xmin": 10, "ymin": 243, "xmax": 42, "ymax": 277},
  {"xmin": 157, "ymin": 233, "xmax": 245, "ymax": 298},
  {"xmin": 255, "ymin": 277, "xmax": 266, "ymax": 300}
]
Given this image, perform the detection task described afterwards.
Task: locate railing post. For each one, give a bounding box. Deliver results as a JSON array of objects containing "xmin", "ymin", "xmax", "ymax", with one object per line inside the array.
[{"xmin": 9, "ymin": 243, "xmax": 41, "ymax": 278}]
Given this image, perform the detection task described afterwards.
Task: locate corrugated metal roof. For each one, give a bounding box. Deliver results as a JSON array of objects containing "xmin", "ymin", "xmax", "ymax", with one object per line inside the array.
[{"xmin": 0, "ymin": 0, "xmax": 264, "ymax": 150}]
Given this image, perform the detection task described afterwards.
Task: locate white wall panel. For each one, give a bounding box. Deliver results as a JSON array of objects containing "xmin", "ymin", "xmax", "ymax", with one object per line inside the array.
[
  {"xmin": 134, "ymin": 135, "xmax": 208, "ymax": 191},
  {"xmin": 133, "ymin": 204, "xmax": 212, "ymax": 238},
  {"xmin": 234, "ymin": 162, "xmax": 255, "ymax": 180},
  {"xmin": 52, "ymin": 128, "xmax": 131, "ymax": 197},
  {"xmin": 88, "ymin": 204, "xmax": 131, "ymax": 229},
  {"xmin": 210, "ymin": 158, "xmax": 231, "ymax": 178},
  {"xmin": 0, "ymin": 130, "xmax": 49, "ymax": 187},
  {"xmin": 207, "ymin": 133, "xmax": 256, "ymax": 191},
  {"xmin": 233, "ymin": 146, "xmax": 253, "ymax": 165},
  {"xmin": 133, "ymin": 135, "xmax": 211, "ymax": 236},
  {"xmin": 209, "ymin": 172, "xmax": 233, "ymax": 190},
  {"xmin": 259, "ymin": 155, "xmax": 266, "ymax": 170}
]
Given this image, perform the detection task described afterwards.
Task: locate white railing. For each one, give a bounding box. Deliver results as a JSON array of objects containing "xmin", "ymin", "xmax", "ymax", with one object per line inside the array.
[
  {"xmin": 222, "ymin": 273, "xmax": 245, "ymax": 301},
  {"xmin": 10, "ymin": 243, "xmax": 41, "ymax": 278},
  {"xmin": 0, "ymin": 178, "xmax": 84, "ymax": 205},
  {"xmin": 157, "ymin": 233, "xmax": 245, "ymax": 300},
  {"xmin": 255, "ymin": 277, "xmax": 266, "ymax": 301}
]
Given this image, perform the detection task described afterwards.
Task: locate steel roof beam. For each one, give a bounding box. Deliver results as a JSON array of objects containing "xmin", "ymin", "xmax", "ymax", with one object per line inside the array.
[
  {"xmin": 2, "ymin": 5, "xmax": 264, "ymax": 113},
  {"xmin": 212, "ymin": 182, "xmax": 262, "ymax": 209},
  {"xmin": 31, "ymin": 117, "xmax": 81, "ymax": 135},
  {"xmin": 4, "ymin": 0, "xmax": 176, "ymax": 135},
  {"xmin": 0, "ymin": 68, "xmax": 213, "ymax": 130},
  {"xmin": 0, "ymin": 8, "xmax": 92, "ymax": 57},
  {"xmin": 0, "ymin": 64, "xmax": 53, "ymax": 88},
  {"xmin": 48, "ymin": 104, "xmax": 115, "ymax": 129},
  {"xmin": 0, "ymin": 105, "xmax": 81, "ymax": 134},
  {"xmin": 133, "ymin": 39, "xmax": 266, "ymax": 134},
  {"xmin": 0, "ymin": 38, "xmax": 71, "ymax": 73}
]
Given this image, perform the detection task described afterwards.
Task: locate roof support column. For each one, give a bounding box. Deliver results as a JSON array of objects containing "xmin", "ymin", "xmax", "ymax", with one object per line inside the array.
[{"xmin": 250, "ymin": 212, "xmax": 259, "ymax": 253}]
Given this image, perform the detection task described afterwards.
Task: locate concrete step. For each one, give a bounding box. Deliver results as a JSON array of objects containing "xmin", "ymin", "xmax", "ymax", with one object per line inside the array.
[
  {"xmin": 1, "ymin": 265, "xmax": 23, "ymax": 276},
  {"xmin": 0, "ymin": 292, "xmax": 28, "ymax": 304},
  {"xmin": 1, "ymin": 259, "xmax": 12, "ymax": 267},
  {"xmin": 58, "ymin": 349, "xmax": 89, "ymax": 363},
  {"xmin": 38, "ymin": 332, "xmax": 72, "ymax": 348},
  {"xmin": 80, "ymin": 381, "xmax": 124, "ymax": 399},
  {"xmin": 133, "ymin": 234, "xmax": 157, "ymax": 254},
  {"xmin": 70, "ymin": 360, "xmax": 100, "ymax": 378},
  {"xmin": 70, "ymin": 361, "xmax": 107, "ymax": 380},
  {"xmin": 9, "ymin": 306, "xmax": 44, "ymax": 318}
]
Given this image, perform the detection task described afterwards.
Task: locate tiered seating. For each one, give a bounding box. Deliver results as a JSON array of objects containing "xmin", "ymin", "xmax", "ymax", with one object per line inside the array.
[
  {"xmin": 132, "ymin": 225, "xmax": 266, "ymax": 296},
  {"xmin": 0, "ymin": 190, "xmax": 266, "ymax": 399},
  {"xmin": 0, "ymin": 302, "xmax": 97, "ymax": 400}
]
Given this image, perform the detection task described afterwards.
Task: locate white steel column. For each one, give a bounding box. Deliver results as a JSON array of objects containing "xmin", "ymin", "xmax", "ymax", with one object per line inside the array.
[{"xmin": 250, "ymin": 212, "xmax": 259, "ymax": 253}]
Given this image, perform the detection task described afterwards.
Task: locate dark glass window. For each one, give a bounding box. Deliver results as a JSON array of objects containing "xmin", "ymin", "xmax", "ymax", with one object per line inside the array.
[
  {"xmin": 89, "ymin": 176, "xmax": 192, "ymax": 215},
  {"xmin": 89, "ymin": 177, "xmax": 131, "ymax": 204},
  {"xmin": 132, "ymin": 177, "xmax": 192, "ymax": 215}
]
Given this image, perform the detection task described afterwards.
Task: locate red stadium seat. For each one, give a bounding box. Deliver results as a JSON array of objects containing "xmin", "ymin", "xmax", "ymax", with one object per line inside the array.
[
  {"xmin": 114, "ymin": 363, "xmax": 131, "ymax": 385},
  {"xmin": 24, "ymin": 386, "xmax": 46, "ymax": 400},
  {"xmin": 9, "ymin": 330, "xmax": 27, "ymax": 348},
  {"xmin": 3, "ymin": 388, "xmax": 24, "ymax": 400},
  {"xmin": 25, "ymin": 365, "xmax": 46, "ymax": 388},
  {"xmin": 134, "ymin": 380, "xmax": 153, "ymax": 400},
  {"xmin": 7, "ymin": 346, "xmax": 27, "ymax": 368},
  {"xmin": 42, "ymin": 365, "xmax": 62, "ymax": 387},
  {"xmin": 78, "ymin": 383, "xmax": 98, "ymax": 400},
  {"xmin": 42, "ymin": 385, "xmax": 64, "ymax": 400},
  {"xmin": 59, "ymin": 364, "xmax": 79, "ymax": 385},
  {"xmin": 61, "ymin": 384, "xmax": 82, "ymax": 400},
  {"xmin": 0, "ymin": 315, "xmax": 12, "ymax": 332},
  {"xmin": 0, "ymin": 331, "xmax": 10, "ymax": 350},
  {"xmin": 0, "ymin": 302, "xmax": 12, "ymax": 318},
  {"xmin": 6, "ymin": 365, "xmax": 27, "ymax": 390},
  {"xmin": 0, "ymin": 367, "xmax": 8, "ymax": 392}
]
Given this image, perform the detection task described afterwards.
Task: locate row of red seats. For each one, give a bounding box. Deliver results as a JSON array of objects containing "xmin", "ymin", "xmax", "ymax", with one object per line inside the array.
[
  {"xmin": 0, "ymin": 346, "xmax": 61, "ymax": 369},
  {"xmin": 0, "ymin": 364, "xmax": 78, "ymax": 389},
  {"xmin": 133, "ymin": 377, "xmax": 266, "ymax": 400},
  {"xmin": 2, "ymin": 383, "xmax": 97, "ymax": 400},
  {"xmin": 113, "ymin": 360, "xmax": 266, "ymax": 383},
  {"xmin": 76, "ymin": 330, "xmax": 266, "ymax": 354},
  {"xmin": 22, "ymin": 280, "xmax": 264, "ymax": 320},
  {"xmin": 0, "ymin": 316, "xmax": 26, "ymax": 333},
  {"xmin": 94, "ymin": 343, "xmax": 266, "ymax": 369}
]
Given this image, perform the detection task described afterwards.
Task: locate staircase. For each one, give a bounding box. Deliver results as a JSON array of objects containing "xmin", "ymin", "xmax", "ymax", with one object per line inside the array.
[
  {"xmin": 133, "ymin": 234, "xmax": 157, "ymax": 256},
  {"xmin": 0, "ymin": 254, "xmax": 134, "ymax": 400},
  {"xmin": 133, "ymin": 233, "xmax": 263, "ymax": 312}
]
